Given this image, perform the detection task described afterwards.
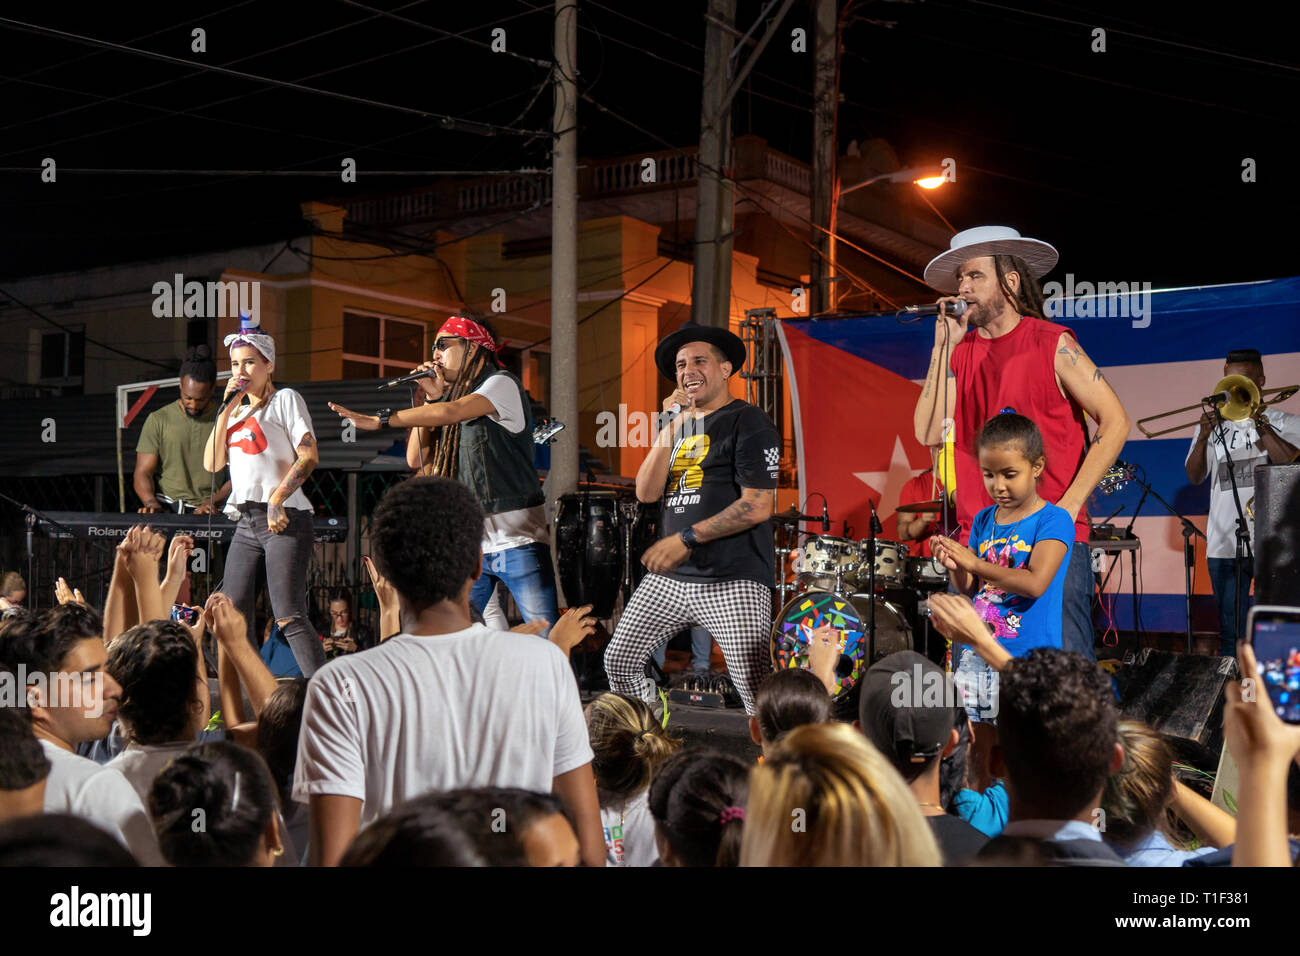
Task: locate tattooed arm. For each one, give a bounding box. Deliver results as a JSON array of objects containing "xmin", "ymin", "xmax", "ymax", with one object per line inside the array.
[
  {"xmin": 692, "ymin": 487, "xmax": 776, "ymax": 543},
  {"xmin": 267, "ymin": 432, "xmax": 318, "ymax": 534},
  {"xmin": 1054, "ymin": 332, "xmax": 1131, "ymax": 522},
  {"xmin": 914, "ymin": 312, "xmax": 964, "ymax": 447}
]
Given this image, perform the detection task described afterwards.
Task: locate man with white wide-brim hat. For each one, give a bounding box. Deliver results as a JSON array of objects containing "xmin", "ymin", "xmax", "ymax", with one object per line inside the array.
[{"xmin": 912, "ymin": 225, "xmax": 1131, "ymax": 667}]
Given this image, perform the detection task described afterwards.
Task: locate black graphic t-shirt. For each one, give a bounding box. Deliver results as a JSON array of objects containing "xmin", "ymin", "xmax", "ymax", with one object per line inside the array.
[{"xmin": 660, "ymin": 400, "xmax": 781, "ymax": 586}]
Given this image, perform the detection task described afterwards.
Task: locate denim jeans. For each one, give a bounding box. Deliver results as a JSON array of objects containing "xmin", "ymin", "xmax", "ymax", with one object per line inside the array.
[
  {"xmin": 651, "ymin": 626, "xmax": 714, "ymax": 672},
  {"xmin": 221, "ymin": 504, "xmax": 326, "ymax": 678},
  {"xmin": 1207, "ymin": 555, "xmax": 1254, "ymax": 657},
  {"xmin": 470, "ymin": 542, "xmax": 560, "ymax": 638},
  {"xmin": 1061, "ymin": 542, "xmax": 1097, "ymax": 662}
]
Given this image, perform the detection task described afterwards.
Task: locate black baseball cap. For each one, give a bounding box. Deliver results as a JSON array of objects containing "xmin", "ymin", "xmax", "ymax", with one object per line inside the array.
[{"xmin": 859, "ymin": 651, "xmax": 963, "ymax": 769}]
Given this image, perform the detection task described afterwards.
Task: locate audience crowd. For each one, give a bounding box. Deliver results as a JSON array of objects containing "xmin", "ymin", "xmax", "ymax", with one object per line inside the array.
[{"xmin": 1, "ymin": 475, "xmax": 1297, "ymax": 868}]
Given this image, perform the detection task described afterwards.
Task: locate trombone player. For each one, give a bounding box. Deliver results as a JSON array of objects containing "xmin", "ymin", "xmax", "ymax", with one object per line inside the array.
[{"xmin": 1185, "ymin": 349, "xmax": 1300, "ymax": 655}]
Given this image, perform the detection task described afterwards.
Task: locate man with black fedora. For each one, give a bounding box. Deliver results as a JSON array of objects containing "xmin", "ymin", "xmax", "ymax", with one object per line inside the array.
[
  {"xmin": 912, "ymin": 226, "xmax": 1131, "ymax": 665},
  {"xmin": 604, "ymin": 321, "xmax": 781, "ymax": 716}
]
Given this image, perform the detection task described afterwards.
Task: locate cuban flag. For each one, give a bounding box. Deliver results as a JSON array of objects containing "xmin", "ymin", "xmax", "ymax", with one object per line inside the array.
[{"xmin": 776, "ymin": 277, "xmax": 1300, "ymax": 633}]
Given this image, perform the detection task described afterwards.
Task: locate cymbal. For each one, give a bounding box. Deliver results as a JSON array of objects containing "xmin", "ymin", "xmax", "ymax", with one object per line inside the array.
[
  {"xmin": 773, "ymin": 506, "xmax": 820, "ymax": 524},
  {"xmin": 895, "ymin": 499, "xmax": 946, "ymax": 514}
]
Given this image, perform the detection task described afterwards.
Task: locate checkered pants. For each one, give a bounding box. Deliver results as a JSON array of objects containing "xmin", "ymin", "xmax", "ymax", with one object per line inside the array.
[{"xmin": 604, "ymin": 573, "xmax": 773, "ymax": 716}]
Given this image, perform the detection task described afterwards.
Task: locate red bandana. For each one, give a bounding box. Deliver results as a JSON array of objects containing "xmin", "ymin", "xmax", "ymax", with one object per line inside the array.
[{"xmin": 437, "ymin": 315, "xmax": 499, "ymax": 352}]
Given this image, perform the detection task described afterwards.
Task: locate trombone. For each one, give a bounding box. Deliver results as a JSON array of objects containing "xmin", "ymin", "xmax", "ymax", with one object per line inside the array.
[{"xmin": 1137, "ymin": 374, "xmax": 1299, "ymax": 438}]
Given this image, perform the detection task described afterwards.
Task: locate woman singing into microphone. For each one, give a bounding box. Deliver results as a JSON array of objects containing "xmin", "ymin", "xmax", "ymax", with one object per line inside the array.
[{"xmin": 203, "ymin": 315, "xmax": 326, "ymax": 676}]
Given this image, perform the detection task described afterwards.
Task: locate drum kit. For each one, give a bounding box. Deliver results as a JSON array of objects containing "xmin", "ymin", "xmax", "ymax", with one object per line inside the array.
[{"xmin": 771, "ymin": 498, "xmax": 952, "ymax": 703}]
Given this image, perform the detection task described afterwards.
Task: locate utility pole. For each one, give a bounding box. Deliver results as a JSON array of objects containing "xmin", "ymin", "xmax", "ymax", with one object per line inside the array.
[
  {"xmin": 548, "ymin": 0, "xmax": 579, "ymax": 525},
  {"xmin": 810, "ymin": 0, "xmax": 839, "ymax": 315},
  {"xmin": 692, "ymin": 0, "xmax": 737, "ymax": 329},
  {"xmin": 692, "ymin": 0, "xmax": 798, "ymax": 329}
]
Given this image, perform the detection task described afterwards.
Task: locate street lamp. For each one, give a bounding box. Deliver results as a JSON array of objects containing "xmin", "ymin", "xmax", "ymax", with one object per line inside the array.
[{"xmin": 826, "ymin": 165, "xmax": 948, "ymax": 309}]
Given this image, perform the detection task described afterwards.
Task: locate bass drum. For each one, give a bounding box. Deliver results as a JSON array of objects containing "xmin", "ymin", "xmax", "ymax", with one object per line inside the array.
[
  {"xmin": 554, "ymin": 491, "xmax": 624, "ymax": 619},
  {"xmin": 770, "ymin": 590, "xmax": 912, "ymax": 700}
]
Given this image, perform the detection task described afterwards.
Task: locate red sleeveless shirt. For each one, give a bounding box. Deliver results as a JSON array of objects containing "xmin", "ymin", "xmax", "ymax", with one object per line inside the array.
[{"xmin": 950, "ymin": 316, "xmax": 1090, "ymax": 545}]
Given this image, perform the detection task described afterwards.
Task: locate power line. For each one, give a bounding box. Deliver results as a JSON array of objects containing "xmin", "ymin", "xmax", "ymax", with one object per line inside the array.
[
  {"xmin": 0, "ymin": 167, "xmax": 547, "ymax": 177},
  {"xmin": 335, "ymin": 0, "xmax": 552, "ymax": 68},
  {"xmin": 0, "ymin": 15, "xmax": 548, "ymax": 136},
  {"xmin": 961, "ymin": 0, "xmax": 1300, "ymax": 75}
]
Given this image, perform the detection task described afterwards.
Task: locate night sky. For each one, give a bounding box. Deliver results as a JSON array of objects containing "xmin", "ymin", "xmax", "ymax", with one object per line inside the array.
[{"xmin": 0, "ymin": 0, "xmax": 1293, "ymax": 291}]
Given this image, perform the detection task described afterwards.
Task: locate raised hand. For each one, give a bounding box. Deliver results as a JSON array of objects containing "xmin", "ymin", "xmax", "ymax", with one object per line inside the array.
[
  {"xmin": 805, "ymin": 623, "xmax": 841, "ymax": 694},
  {"xmin": 549, "ymin": 605, "xmax": 597, "ymax": 656},
  {"xmin": 55, "ymin": 577, "xmax": 86, "ymax": 606},
  {"xmin": 136, "ymin": 526, "xmax": 166, "ymax": 562},
  {"xmin": 167, "ymin": 534, "xmax": 195, "ymax": 576},
  {"xmin": 203, "ymin": 592, "xmax": 246, "ymax": 647},
  {"xmin": 327, "ymin": 403, "xmax": 380, "ymax": 431}
]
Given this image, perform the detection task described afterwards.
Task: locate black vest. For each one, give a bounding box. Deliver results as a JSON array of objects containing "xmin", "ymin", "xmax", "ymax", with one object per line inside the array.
[{"xmin": 455, "ymin": 370, "xmax": 544, "ymax": 516}]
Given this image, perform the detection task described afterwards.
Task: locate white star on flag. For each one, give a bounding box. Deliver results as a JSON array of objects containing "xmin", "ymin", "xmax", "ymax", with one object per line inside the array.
[{"xmin": 852, "ymin": 434, "xmax": 921, "ymax": 521}]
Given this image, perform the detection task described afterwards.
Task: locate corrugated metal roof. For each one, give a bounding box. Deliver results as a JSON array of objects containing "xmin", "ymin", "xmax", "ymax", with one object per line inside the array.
[
  {"xmin": 0, "ymin": 377, "xmax": 603, "ymax": 478},
  {"xmin": 0, "ymin": 378, "xmax": 414, "ymax": 477}
]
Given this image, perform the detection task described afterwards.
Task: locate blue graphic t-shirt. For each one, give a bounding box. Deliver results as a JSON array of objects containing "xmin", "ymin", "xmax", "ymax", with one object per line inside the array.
[{"xmin": 968, "ymin": 501, "xmax": 1073, "ymax": 654}]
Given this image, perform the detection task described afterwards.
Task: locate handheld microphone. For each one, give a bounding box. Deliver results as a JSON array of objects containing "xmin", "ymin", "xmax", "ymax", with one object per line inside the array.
[
  {"xmin": 380, "ymin": 369, "xmax": 436, "ymax": 389},
  {"xmin": 905, "ymin": 299, "xmax": 968, "ymax": 317},
  {"xmin": 218, "ymin": 378, "xmax": 249, "ymax": 412},
  {"xmin": 850, "ymin": 300, "xmax": 968, "ymax": 319}
]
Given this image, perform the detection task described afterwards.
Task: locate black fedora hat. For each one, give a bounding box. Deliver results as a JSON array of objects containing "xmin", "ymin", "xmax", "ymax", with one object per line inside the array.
[{"xmin": 654, "ymin": 321, "xmax": 747, "ymax": 381}]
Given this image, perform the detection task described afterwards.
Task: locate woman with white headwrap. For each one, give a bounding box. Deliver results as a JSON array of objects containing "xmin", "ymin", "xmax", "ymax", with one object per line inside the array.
[{"xmin": 202, "ymin": 316, "xmax": 326, "ymax": 677}]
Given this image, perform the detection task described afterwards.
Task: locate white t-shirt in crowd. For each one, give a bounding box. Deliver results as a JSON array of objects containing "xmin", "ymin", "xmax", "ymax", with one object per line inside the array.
[
  {"xmin": 41, "ymin": 739, "xmax": 164, "ymax": 865},
  {"xmin": 107, "ymin": 740, "xmax": 193, "ymax": 807},
  {"xmin": 223, "ymin": 387, "xmax": 315, "ymax": 518},
  {"xmin": 600, "ymin": 788, "xmax": 659, "ymax": 867},
  {"xmin": 473, "ymin": 373, "xmax": 548, "ymax": 554},
  {"xmin": 1184, "ymin": 408, "xmax": 1300, "ymax": 559},
  {"xmin": 292, "ymin": 623, "xmax": 593, "ymax": 828}
]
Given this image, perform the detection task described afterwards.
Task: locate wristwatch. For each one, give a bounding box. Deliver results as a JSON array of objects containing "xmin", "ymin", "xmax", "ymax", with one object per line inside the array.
[
  {"xmin": 679, "ymin": 526, "xmax": 700, "ymax": 548},
  {"xmin": 377, "ymin": 408, "xmax": 393, "ymax": 429}
]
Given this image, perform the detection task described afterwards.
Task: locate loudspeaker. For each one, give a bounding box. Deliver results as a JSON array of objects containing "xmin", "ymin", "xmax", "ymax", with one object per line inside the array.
[
  {"xmin": 1254, "ymin": 462, "xmax": 1300, "ymax": 606},
  {"xmin": 1115, "ymin": 649, "xmax": 1239, "ymax": 766}
]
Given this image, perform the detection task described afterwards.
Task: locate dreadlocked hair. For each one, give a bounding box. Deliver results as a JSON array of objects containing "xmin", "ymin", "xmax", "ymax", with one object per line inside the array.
[
  {"xmin": 993, "ymin": 254, "xmax": 1048, "ymax": 321},
  {"xmin": 426, "ymin": 340, "xmax": 500, "ymax": 480}
]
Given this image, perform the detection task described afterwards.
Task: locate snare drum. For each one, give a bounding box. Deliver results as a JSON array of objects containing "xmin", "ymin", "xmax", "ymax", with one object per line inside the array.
[
  {"xmin": 906, "ymin": 555, "xmax": 949, "ymax": 589},
  {"xmin": 856, "ymin": 540, "xmax": 908, "ymax": 588},
  {"xmin": 770, "ymin": 590, "xmax": 912, "ymax": 699},
  {"xmin": 795, "ymin": 535, "xmax": 860, "ymax": 591}
]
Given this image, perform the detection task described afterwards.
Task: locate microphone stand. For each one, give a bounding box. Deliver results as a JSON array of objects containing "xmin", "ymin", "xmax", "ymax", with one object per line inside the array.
[
  {"xmin": 867, "ymin": 499, "xmax": 881, "ymax": 665},
  {"xmin": 1117, "ymin": 466, "xmax": 1206, "ymax": 652},
  {"xmin": 1207, "ymin": 401, "xmax": 1253, "ymax": 647}
]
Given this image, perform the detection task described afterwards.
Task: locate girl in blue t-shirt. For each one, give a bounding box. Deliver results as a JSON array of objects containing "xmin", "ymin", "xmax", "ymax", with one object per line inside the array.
[{"xmin": 930, "ymin": 412, "xmax": 1074, "ymax": 657}]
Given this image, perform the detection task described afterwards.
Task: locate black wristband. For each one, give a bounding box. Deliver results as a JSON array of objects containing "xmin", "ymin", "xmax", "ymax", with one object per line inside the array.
[
  {"xmin": 680, "ymin": 527, "xmax": 699, "ymax": 548},
  {"xmin": 377, "ymin": 408, "xmax": 393, "ymax": 429}
]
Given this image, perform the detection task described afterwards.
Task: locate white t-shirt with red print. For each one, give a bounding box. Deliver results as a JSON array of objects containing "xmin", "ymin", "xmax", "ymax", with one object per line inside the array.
[{"xmin": 222, "ymin": 388, "xmax": 315, "ymax": 517}]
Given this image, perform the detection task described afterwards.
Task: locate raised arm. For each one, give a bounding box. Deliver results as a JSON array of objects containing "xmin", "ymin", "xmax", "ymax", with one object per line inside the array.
[
  {"xmin": 126, "ymin": 526, "xmax": 167, "ymax": 624},
  {"xmin": 1054, "ymin": 333, "xmax": 1132, "ymax": 522},
  {"xmin": 205, "ymin": 592, "xmax": 278, "ymax": 718},
  {"xmin": 203, "ymin": 378, "xmax": 246, "ymax": 473},
  {"xmin": 103, "ymin": 532, "xmax": 141, "ymax": 643},
  {"xmin": 914, "ymin": 309, "xmax": 965, "ymax": 448}
]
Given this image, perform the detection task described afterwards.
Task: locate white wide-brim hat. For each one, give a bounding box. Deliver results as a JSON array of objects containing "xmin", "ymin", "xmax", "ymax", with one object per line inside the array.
[{"xmin": 923, "ymin": 225, "xmax": 1059, "ymax": 294}]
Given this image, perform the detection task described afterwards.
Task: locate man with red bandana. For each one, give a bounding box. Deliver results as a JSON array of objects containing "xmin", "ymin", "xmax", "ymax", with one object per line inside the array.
[{"xmin": 330, "ymin": 314, "xmax": 561, "ymax": 637}]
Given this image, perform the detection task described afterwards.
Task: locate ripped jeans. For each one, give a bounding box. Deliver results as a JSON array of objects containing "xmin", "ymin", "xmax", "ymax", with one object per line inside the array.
[{"xmin": 221, "ymin": 503, "xmax": 326, "ymax": 677}]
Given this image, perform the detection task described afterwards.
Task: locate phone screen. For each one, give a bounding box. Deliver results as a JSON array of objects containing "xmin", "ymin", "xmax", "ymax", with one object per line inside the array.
[{"xmin": 1251, "ymin": 609, "xmax": 1300, "ymax": 724}]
